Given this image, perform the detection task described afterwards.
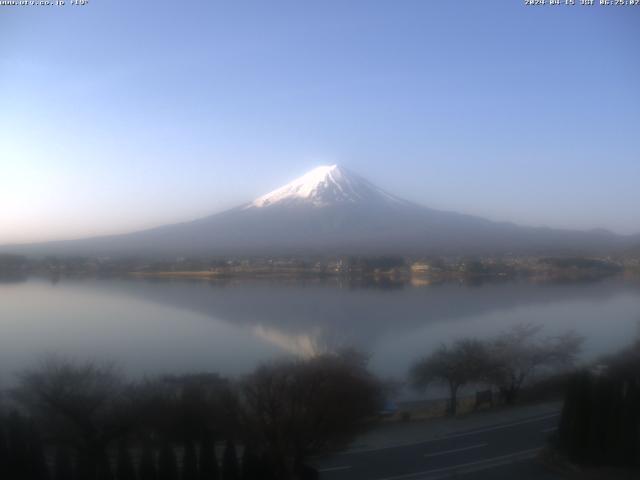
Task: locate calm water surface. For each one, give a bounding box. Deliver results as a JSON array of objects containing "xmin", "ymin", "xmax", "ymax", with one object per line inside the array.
[{"xmin": 1, "ymin": 277, "xmax": 639, "ymax": 388}]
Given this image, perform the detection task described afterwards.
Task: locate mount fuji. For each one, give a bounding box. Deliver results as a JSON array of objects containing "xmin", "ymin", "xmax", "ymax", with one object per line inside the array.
[{"xmin": 3, "ymin": 165, "xmax": 634, "ymax": 257}]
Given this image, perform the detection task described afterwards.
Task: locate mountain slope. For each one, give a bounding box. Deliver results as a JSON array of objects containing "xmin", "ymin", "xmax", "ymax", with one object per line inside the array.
[{"xmin": 3, "ymin": 165, "xmax": 636, "ymax": 257}]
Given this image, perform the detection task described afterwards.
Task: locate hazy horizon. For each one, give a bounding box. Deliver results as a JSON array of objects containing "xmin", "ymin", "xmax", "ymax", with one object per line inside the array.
[{"xmin": 2, "ymin": 1, "xmax": 639, "ymax": 244}]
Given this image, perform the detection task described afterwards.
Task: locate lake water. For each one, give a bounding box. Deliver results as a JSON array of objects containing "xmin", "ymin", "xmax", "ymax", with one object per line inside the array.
[{"xmin": 1, "ymin": 277, "xmax": 639, "ymax": 391}]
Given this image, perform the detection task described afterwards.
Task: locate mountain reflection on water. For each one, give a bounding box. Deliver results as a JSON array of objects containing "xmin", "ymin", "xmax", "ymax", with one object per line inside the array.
[{"xmin": 1, "ymin": 277, "xmax": 639, "ymax": 387}]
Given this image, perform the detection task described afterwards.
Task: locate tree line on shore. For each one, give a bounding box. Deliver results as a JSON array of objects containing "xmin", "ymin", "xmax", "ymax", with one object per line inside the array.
[
  {"xmin": 2, "ymin": 252, "xmax": 633, "ymax": 285},
  {"xmin": 2, "ymin": 323, "xmax": 637, "ymax": 478},
  {"xmin": 0, "ymin": 351, "xmax": 382, "ymax": 480}
]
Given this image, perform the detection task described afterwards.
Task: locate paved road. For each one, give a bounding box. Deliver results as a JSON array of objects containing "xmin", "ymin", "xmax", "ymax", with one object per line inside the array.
[{"xmin": 315, "ymin": 412, "xmax": 562, "ymax": 480}]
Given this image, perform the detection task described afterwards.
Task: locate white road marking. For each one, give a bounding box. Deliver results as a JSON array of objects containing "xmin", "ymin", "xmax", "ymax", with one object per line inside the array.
[
  {"xmin": 424, "ymin": 443, "xmax": 487, "ymax": 458},
  {"xmin": 374, "ymin": 447, "xmax": 542, "ymax": 480},
  {"xmin": 318, "ymin": 465, "xmax": 352, "ymax": 473},
  {"xmin": 335, "ymin": 412, "xmax": 559, "ymax": 456},
  {"xmin": 444, "ymin": 413, "xmax": 559, "ymax": 439},
  {"xmin": 541, "ymin": 426, "xmax": 557, "ymax": 433}
]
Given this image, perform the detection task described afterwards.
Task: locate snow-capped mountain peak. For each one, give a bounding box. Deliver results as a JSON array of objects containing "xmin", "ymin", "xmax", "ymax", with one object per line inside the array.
[{"xmin": 246, "ymin": 165, "xmax": 403, "ymax": 209}]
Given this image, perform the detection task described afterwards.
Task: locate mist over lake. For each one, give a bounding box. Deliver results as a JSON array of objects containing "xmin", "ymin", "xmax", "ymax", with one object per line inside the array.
[{"xmin": 2, "ymin": 277, "xmax": 639, "ymax": 388}]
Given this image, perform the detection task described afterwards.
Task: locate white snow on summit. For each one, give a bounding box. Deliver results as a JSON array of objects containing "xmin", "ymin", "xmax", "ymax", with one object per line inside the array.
[{"xmin": 246, "ymin": 165, "xmax": 404, "ymax": 209}]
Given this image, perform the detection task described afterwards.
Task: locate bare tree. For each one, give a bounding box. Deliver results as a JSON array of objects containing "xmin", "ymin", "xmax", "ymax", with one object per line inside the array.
[
  {"xmin": 239, "ymin": 351, "xmax": 382, "ymax": 480},
  {"xmin": 13, "ymin": 356, "xmax": 139, "ymax": 479},
  {"xmin": 485, "ymin": 324, "xmax": 583, "ymax": 404},
  {"xmin": 410, "ymin": 339, "xmax": 489, "ymax": 416}
]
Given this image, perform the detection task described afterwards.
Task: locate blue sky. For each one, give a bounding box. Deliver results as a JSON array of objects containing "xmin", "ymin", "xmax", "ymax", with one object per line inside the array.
[{"xmin": 1, "ymin": 0, "xmax": 638, "ymax": 243}]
